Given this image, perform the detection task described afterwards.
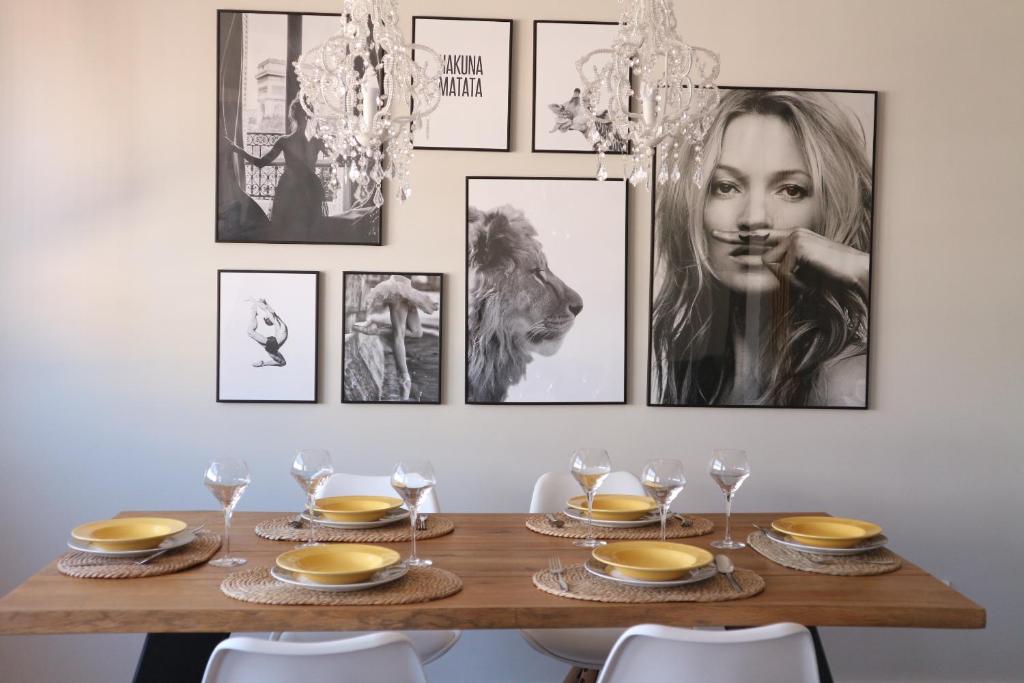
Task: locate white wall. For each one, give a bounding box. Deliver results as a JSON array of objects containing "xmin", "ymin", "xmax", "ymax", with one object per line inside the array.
[{"xmin": 1, "ymin": 0, "xmax": 1021, "ymax": 681}]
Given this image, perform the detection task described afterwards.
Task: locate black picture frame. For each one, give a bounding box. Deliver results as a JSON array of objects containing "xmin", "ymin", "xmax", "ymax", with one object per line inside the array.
[
  {"xmin": 341, "ymin": 271, "xmax": 444, "ymax": 404},
  {"xmin": 411, "ymin": 16, "xmax": 514, "ymax": 152},
  {"xmin": 646, "ymin": 85, "xmax": 879, "ymax": 410},
  {"xmin": 215, "ymin": 9, "xmax": 383, "ymax": 246},
  {"xmin": 217, "ymin": 269, "xmax": 320, "ymax": 403},
  {"xmin": 465, "ymin": 176, "xmax": 629, "ymax": 405},
  {"xmin": 531, "ymin": 20, "xmax": 630, "ymax": 155}
]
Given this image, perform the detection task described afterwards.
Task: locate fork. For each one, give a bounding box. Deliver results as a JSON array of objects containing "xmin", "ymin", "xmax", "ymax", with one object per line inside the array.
[
  {"xmin": 545, "ymin": 513, "xmax": 565, "ymax": 529},
  {"xmin": 416, "ymin": 514, "xmax": 429, "ymax": 531},
  {"xmin": 136, "ymin": 524, "xmax": 206, "ymax": 565},
  {"xmin": 549, "ymin": 556, "xmax": 569, "ymax": 591}
]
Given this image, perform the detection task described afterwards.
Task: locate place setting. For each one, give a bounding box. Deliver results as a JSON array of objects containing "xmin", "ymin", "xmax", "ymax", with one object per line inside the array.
[
  {"xmin": 747, "ymin": 515, "xmax": 901, "ymax": 575},
  {"xmin": 533, "ymin": 540, "xmax": 764, "ymax": 603},
  {"xmin": 222, "ymin": 459, "xmax": 463, "ymax": 606},
  {"xmin": 254, "ymin": 451, "xmax": 455, "ymax": 543},
  {"xmin": 526, "ymin": 450, "xmax": 714, "ymax": 541}
]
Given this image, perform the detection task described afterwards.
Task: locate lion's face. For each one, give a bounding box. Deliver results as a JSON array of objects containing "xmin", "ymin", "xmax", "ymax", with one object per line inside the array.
[{"xmin": 468, "ymin": 205, "xmax": 583, "ymax": 356}]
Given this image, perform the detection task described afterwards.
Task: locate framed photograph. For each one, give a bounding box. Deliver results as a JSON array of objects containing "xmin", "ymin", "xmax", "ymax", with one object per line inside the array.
[
  {"xmin": 342, "ymin": 273, "xmax": 443, "ymax": 404},
  {"xmin": 647, "ymin": 86, "xmax": 878, "ymax": 409},
  {"xmin": 412, "ymin": 17, "xmax": 513, "ymax": 151},
  {"xmin": 532, "ymin": 20, "xmax": 628, "ymax": 154},
  {"xmin": 216, "ymin": 10, "xmax": 382, "ymax": 245},
  {"xmin": 466, "ymin": 177, "xmax": 628, "ymax": 404},
  {"xmin": 217, "ymin": 270, "xmax": 320, "ymax": 403}
]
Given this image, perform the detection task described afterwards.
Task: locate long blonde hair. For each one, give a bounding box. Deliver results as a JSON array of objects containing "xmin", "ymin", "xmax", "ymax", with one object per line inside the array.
[{"xmin": 650, "ymin": 89, "xmax": 872, "ymax": 405}]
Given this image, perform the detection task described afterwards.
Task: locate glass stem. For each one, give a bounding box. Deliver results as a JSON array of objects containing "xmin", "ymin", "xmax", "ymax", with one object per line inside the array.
[
  {"xmin": 724, "ymin": 493, "xmax": 733, "ymax": 543},
  {"xmin": 307, "ymin": 492, "xmax": 316, "ymax": 545},
  {"xmin": 409, "ymin": 507, "xmax": 418, "ymax": 561},
  {"xmin": 586, "ymin": 490, "xmax": 596, "ymax": 544},
  {"xmin": 222, "ymin": 506, "xmax": 232, "ymax": 560},
  {"xmin": 660, "ymin": 504, "xmax": 668, "ymax": 542}
]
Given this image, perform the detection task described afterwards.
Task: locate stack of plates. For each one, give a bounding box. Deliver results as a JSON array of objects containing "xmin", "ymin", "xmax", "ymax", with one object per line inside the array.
[
  {"xmin": 68, "ymin": 517, "xmax": 194, "ymax": 557},
  {"xmin": 763, "ymin": 516, "xmax": 887, "ymax": 556},
  {"xmin": 302, "ymin": 495, "xmax": 410, "ymax": 529},
  {"xmin": 272, "ymin": 544, "xmax": 407, "ymax": 592},
  {"xmin": 586, "ymin": 541, "xmax": 716, "ymax": 587},
  {"xmin": 564, "ymin": 494, "xmax": 660, "ymax": 529}
]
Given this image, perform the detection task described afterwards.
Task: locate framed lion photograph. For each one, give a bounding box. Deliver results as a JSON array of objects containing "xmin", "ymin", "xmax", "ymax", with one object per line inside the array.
[{"xmin": 465, "ymin": 176, "xmax": 628, "ymax": 404}]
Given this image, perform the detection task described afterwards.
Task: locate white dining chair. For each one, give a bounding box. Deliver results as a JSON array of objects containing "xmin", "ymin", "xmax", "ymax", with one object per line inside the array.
[
  {"xmin": 201, "ymin": 633, "xmax": 427, "ymax": 683},
  {"xmin": 519, "ymin": 470, "xmax": 645, "ymax": 670},
  {"xmin": 596, "ymin": 623, "xmax": 819, "ymax": 683},
  {"xmin": 245, "ymin": 472, "xmax": 458, "ymax": 665}
]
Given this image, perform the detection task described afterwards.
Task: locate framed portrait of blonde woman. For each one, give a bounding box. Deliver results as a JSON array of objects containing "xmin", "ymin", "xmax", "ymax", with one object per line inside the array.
[{"xmin": 647, "ymin": 86, "xmax": 877, "ymax": 409}]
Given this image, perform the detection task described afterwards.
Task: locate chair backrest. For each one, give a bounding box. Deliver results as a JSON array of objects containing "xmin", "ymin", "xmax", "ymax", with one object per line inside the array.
[
  {"xmin": 319, "ymin": 472, "xmax": 440, "ymax": 513},
  {"xmin": 596, "ymin": 623, "xmax": 818, "ymax": 683},
  {"xmin": 529, "ymin": 471, "xmax": 645, "ymax": 513},
  {"xmin": 202, "ymin": 634, "xmax": 428, "ymax": 683}
]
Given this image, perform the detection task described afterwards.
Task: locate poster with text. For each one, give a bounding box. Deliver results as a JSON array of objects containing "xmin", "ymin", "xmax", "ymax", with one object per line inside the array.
[{"xmin": 412, "ymin": 17, "xmax": 512, "ymax": 151}]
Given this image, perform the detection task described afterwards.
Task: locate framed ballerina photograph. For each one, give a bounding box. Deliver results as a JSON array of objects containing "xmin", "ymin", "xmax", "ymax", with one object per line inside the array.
[
  {"xmin": 216, "ymin": 10, "xmax": 382, "ymax": 245},
  {"xmin": 532, "ymin": 20, "xmax": 628, "ymax": 154},
  {"xmin": 411, "ymin": 16, "xmax": 513, "ymax": 151},
  {"xmin": 647, "ymin": 86, "xmax": 877, "ymax": 409},
  {"xmin": 465, "ymin": 176, "xmax": 628, "ymax": 405},
  {"xmin": 342, "ymin": 272, "xmax": 443, "ymax": 404},
  {"xmin": 217, "ymin": 270, "xmax": 320, "ymax": 403}
]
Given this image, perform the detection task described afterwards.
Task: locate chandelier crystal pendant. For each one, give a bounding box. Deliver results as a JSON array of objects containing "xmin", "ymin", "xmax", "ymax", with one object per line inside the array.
[
  {"xmin": 576, "ymin": 0, "xmax": 721, "ymax": 188},
  {"xmin": 294, "ymin": 0, "xmax": 442, "ymax": 208}
]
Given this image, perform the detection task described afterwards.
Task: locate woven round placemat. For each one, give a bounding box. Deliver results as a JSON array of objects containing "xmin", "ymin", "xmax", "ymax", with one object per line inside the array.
[
  {"xmin": 526, "ymin": 513, "xmax": 713, "ymax": 540},
  {"xmin": 57, "ymin": 533, "xmax": 221, "ymax": 579},
  {"xmin": 254, "ymin": 516, "xmax": 454, "ymax": 543},
  {"xmin": 221, "ymin": 566, "xmax": 462, "ymax": 606},
  {"xmin": 533, "ymin": 563, "xmax": 763, "ymax": 603},
  {"xmin": 747, "ymin": 531, "xmax": 902, "ymax": 576}
]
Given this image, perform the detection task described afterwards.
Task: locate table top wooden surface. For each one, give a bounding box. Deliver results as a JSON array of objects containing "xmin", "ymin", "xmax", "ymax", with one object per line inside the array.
[{"xmin": 0, "ymin": 511, "xmax": 985, "ymax": 635}]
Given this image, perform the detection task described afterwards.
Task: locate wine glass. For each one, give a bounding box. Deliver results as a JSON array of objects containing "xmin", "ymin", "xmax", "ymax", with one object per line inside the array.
[
  {"xmin": 570, "ymin": 448, "xmax": 611, "ymax": 548},
  {"xmin": 391, "ymin": 460, "xmax": 436, "ymax": 567},
  {"xmin": 708, "ymin": 449, "xmax": 751, "ymax": 550},
  {"xmin": 641, "ymin": 459, "xmax": 686, "ymax": 542},
  {"xmin": 203, "ymin": 458, "xmax": 250, "ymax": 567},
  {"xmin": 291, "ymin": 449, "xmax": 334, "ymax": 547}
]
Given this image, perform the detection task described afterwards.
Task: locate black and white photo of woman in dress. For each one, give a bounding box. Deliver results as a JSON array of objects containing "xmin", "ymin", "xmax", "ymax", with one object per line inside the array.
[
  {"xmin": 648, "ymin": 88, "xmax": 875, "ymax": 408},
  {"xmin": 343, "ymin": 273, "xmax": 442, "ymax": 404},
  {"xmin": 247, "ymin": 299, "xmax": 288, "ymax": 367}
]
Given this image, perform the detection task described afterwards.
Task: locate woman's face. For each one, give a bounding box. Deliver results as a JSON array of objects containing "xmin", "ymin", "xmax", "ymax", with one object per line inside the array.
[{"xmin": 702, "ymin": 113, "xmax": 820, "ymax": 295}]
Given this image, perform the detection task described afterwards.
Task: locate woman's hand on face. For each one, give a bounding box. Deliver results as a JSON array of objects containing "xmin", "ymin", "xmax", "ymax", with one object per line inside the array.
[{"xmin": 711, "ymin": 228, "xmax": 869, "ymax": 295}]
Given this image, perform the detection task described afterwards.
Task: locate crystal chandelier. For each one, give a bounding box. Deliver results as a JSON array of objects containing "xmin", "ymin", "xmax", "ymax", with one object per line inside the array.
[
  {"xmin": 576, "ymin": 0, "xmax": 721, "ymax": 188},
  {"xmin": 294, "ymin": 0, "xmax": 442, "ymax": 208}
]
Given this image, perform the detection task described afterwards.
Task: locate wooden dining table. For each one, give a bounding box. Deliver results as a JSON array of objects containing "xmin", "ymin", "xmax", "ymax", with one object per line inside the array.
[{"xmin": 0, "ymin": 511, "xmax": 985, "ymax": 681}]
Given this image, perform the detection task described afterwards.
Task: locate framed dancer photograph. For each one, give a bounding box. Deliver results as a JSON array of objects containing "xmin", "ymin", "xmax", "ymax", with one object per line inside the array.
[
  {"xmin": 466, "ymin": 177, "xmax": 628, "ymax": 405},
  {"xmin": 411, "ymin": 17, "xmax": 513, "ymax": 151},
  {"xmin": 342, "ymin": 272, "xmax": 443, "ymax": 404},
  {"xmin": 647, "ymin": 86, "xmax": 877, "ymax": 409},
  {"xmin": 216, "ymin": 10, "xmax": 382, "ymax": 245},
  {"xmin": 217, "ymin": 270, "xmax": 320, "ymax": 403},
  {"xmin": 532, "ymin": 20, "xmax": 628, "ymax": 154}
]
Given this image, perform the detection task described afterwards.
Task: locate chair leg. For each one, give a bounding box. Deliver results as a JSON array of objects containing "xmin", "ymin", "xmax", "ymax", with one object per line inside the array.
[{"xmin": 562, "ymin": 667, "xmax": 599, "ymax": 683}]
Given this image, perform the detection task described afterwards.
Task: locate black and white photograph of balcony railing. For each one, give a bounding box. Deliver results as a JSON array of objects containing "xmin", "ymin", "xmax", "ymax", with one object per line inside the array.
[{"xmin": 216, "ymin": 10, "xmax": 382, "ymax": 245}]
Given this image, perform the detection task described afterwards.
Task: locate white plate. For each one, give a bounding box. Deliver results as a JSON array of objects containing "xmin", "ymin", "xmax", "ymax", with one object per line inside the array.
[
  {"xmin": 300, "ymin": 508, "xmax": 410, "ymax": 529},
  {"xmin": 761, "ymin": 527, "xmax": 889, "ymax": 556},
  {"xmin": 270, "ymin": 563, "xmax": 409, "ymax": 592},
  {"xmin": 66, "ymin": 529, "xmax": 197, "ymax": 558},
  {"xmin": 583, "ymin": 559, "xmax": 717, "ymax": 587},
  {"xmin": 562, "ymin": 508, "xmax": 661, "ymax": 529}
]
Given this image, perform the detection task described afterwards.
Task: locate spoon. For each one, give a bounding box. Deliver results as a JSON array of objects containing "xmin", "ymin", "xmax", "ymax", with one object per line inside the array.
[
  {"xmin": 714, "ymin": 554, "xmax": 743, "ymax": 593},
  {"xmin": 545, "ymin": 513, "xmax": 565, "ymax": 529},
  {"xmin": 137, "ymin": 524, "xmax": 206, "ymax": 565}
]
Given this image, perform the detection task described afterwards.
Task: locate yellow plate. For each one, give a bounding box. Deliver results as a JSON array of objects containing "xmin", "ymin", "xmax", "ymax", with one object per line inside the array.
[
  {"xmin": 276, "ymin": 544, "xmax": 402, "ymax": 585},
  {"xmin": 771, "ymin": 516, "xmax": 882, "ymax": 549},
  {"xmin": 312, "ymin": 496, "xmax": 404, "ymax": 522},
  {"xmin": 71, "ymin": 517, "xmax": 188, "ymax": 551},
  {"xmin": 566, "ymin": 494, "xmax": 658, "ymax": 521},
  {"xmin": 592, "ymin": 541, "xmax": 713, "ymax": 581}
]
